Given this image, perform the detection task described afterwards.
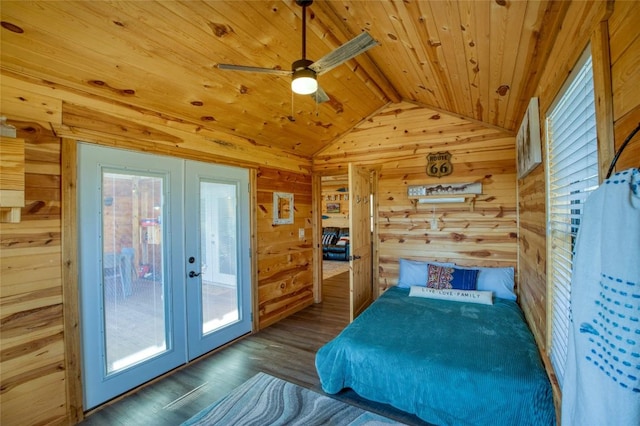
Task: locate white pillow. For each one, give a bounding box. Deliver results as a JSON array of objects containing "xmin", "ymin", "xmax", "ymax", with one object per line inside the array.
[
  {"xmin": 409, "ymin": 286, "xmax": 493, "ymax": 305},
  {"xmin": 456, "ymin": 265, "xmax": 516, "ymax": 300},
  {"xmin": 397, "ymin": 258, "xmax": 455, "ymax": 288},
  {"xmin": 336, "ymin": 237, "xmax": 349, "ymax": 246}
]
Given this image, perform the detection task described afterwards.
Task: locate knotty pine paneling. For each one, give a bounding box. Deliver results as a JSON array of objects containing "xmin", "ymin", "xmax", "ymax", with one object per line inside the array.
[
  {"xmin": 0, "ymin": 122, "xmax": 67, "ymax": 426},
  {"xmin": 0, "ymin": 1, "xmax": 569, "ymax": 153},
  {"xmin": 0, "ymin": 2, "xmax": 637, "ymax": 423},
  {"xmin": 314, "ymin": 102, "xmax": 518, "ymax": 294},
  {"xmin": 0, "ymin": 73, "xmax": 312, "ymax": 175},
  {"xmin": 518, "ymin": 0, "xmax": 640, "ymax": 414},
  {"xmin": 520, "ymin": 0, "xmax": 635, "ymax": 352},
  {"xmin": 609, "ymin": 0, "xmax": 640, "ymax": 172},
  {"xmin": 517, "ymin": 165, "xmax": 547, "ymax": 349},
  {"xmin": 0, "ymin": 76, "xmax": 315, "ymax": 424},
  {"xmin": 256, "ymin": 167, "xmax": 313, "ymax": 329}
]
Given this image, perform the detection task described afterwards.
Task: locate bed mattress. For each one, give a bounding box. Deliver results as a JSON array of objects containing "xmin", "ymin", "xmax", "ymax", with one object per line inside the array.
[{"xmin": 315, "ymin": 286, "xmax": 555, "ymax": 425}]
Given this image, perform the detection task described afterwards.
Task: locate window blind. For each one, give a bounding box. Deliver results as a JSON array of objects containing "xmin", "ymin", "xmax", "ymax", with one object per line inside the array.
[{"xmin": 545, "ymin": 51, "xmax": 598, "ymax": 389}]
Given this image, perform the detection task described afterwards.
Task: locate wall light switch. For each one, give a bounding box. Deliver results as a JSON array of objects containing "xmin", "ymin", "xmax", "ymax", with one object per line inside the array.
[
  {"xmin": 298, "ymin": 228, "xmax": 305, "ymax": 240},
  {"xmin": 430, "ymin": 219, "xmax": 438, "ymax": 230}
]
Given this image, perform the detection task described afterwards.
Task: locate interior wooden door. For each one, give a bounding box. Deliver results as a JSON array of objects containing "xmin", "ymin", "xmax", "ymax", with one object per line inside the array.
[{"xmin": 348, "ymin": 163, "xmax": 373, "ymax": 321}]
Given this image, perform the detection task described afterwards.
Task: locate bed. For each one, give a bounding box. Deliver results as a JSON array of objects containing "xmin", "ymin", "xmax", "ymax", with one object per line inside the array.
[{"xmin": 315, "ymin": 267, "xmax": 555, "ymax": 426}]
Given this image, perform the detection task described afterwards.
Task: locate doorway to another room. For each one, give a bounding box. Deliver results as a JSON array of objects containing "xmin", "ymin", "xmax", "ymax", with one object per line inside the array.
[
  {"xmin": 321, "ymin": 175, "xmax": 350, "ymax": 280},
  {"xmin": 320, "ymin": 167, "xmax": 376, "ymax": 321}
]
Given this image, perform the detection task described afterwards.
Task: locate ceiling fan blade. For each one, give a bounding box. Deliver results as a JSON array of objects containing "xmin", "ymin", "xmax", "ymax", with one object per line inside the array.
[
  {"xmin": 217, "ymin": 64, "xmax": 292, "ymax": 76},
  {"xmin": 310, "ymin": 86, "xmax": 330, "ymax": 103},
  {"xmin": 309, "ymin": 31, "xmax": 379, "ymax": 76}
]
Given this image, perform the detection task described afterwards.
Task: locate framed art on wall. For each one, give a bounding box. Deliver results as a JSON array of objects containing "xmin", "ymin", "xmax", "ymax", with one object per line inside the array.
[
  {"xmin": 326, "ymin": 202, "xmax": 340, "ymax": 213},
  {"xmin": 273, "ymin": 192, "xmax": 294, "ymax": 224},
  {"xmin": 517, "ymin": 97, "xmax": 542, "ymax": 179}
]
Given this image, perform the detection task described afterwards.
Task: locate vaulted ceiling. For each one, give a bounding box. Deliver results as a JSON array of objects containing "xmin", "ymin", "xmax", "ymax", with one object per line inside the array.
[{"xmin": 0, "ymin": 1, "xmax": 568, "ymax": 158}]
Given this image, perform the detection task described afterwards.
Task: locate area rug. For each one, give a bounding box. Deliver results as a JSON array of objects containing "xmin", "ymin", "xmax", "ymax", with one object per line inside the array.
[
  {"xmin": 323, "ymin": 260, "xmax": 350, "ymax": 279},
  {"xmin": 181, "ymin": 372, "xmax": 405, "ymax": 425}
]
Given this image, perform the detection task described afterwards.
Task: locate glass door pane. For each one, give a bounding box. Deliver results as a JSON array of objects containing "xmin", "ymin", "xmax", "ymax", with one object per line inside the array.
[
  {"xmin": 185, "ymin": 161, "xmax": 251, "ymax": 360},
  {"xmin": 102, "ymin": 172, "xmax": 167, "ymax": 373},
  {"xmin": 200, "ymin": 182, "xmax": 239, "ymax": 334},
  {"xmin": 79, "ymin": 143, "xmax": 186, "ymax": 410},
  {"xmin": 80, "ymin": 144, "xmax": 251, "ymax": 408}
]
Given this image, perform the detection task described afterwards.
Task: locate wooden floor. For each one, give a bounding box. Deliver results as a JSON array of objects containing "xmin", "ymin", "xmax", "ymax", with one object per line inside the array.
[{"xmin": 80, "ymin": 271, "xmax": 429, "ymax": 425}]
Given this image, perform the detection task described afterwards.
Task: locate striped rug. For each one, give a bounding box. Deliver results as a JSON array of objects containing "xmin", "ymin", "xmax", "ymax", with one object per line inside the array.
[{"xmin": 181, "ymin": 372, "xmax": 404, "ymax": 426}]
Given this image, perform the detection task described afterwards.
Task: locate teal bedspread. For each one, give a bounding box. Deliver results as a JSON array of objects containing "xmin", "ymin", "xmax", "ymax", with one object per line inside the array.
[{"xmin": 315, "ymin": 287, "xmax": 555, "ymax": 426}]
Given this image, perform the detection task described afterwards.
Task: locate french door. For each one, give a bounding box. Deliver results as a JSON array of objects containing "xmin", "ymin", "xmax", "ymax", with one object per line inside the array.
[{"xmin": 78, "ymin": 144, "xmax": 251, "ymax": 409}]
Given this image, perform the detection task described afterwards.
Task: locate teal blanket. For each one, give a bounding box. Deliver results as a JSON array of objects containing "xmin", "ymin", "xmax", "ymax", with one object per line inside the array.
[{"xmin": 316, "ymin": 287, "xmax": 555, "ymax": 426}]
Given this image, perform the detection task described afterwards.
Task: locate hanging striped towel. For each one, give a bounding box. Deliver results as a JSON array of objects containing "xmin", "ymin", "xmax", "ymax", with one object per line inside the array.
[{"xmin": 562, "ymin": 168, "xmax": 640, "ymax": 426}]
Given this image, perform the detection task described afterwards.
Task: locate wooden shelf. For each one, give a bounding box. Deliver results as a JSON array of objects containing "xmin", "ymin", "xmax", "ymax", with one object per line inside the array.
[
  {"xmin": 0, "ymin": 137, "xmax": 25, "ymax": 223},
  {"xmin": 323, "ymin": 190, "xmax": 349, "ymax": 201},
  {"xmin": 409, "ymin": 194, "xmax": 477, "ymax": 211}
]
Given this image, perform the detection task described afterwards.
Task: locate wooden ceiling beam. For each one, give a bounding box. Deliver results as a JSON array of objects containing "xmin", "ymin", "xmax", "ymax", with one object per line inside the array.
[
  {"xmin": 507, "ymin": 0, "xmax": 571, "ymax": 130},
  {"xmin": 0, "ymin": 1, "xmax": 578, "ymax": 156},
  {"xmin": 307, "ymin": 1, "xmax": 402, "ymax": 104}
]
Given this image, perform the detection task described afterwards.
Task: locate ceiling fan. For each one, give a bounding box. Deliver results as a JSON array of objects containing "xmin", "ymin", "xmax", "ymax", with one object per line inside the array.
[{"xmin": 216, "ymin": 0, "xmax": 379, "ymax": 104}]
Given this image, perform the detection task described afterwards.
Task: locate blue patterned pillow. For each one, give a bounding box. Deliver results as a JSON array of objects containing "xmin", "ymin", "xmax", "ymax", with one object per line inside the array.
[
  {"xmin": 397, "ymin": 258, "xmax": 455, "ymax": 288},
  {"xmin": 427, "ymin": 264, "xmax": 479, "ymax": 290}
]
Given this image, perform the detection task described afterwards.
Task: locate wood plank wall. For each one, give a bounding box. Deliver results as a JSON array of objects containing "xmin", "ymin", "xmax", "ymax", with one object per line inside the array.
[
  {"xmin": 0, "ymin": 75, "xmax": 314, "ymax": 425},
  {"xmin": 256, "ymin": 168, "xmax": 314, "ymax": 329},
  {"xmin": 609, "ymin": 1, "xmax": 640, "ymax": 170},
  {"xmin": 517, "ymin": 0, "xmax": 639, "ymax": 409},
  {"xmin": 314, "ymin": 101, "xmax": 518, "ymax": 294},
  {"xmin": 1, "ymin": 2, "xmax": 638, "ymax": 424},
  {"xmin": 0, "ymin": 122, "xmax": 66, "ymax": 425}
]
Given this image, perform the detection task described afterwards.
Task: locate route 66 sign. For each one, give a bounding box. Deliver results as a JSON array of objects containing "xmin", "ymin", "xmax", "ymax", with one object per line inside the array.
[{"xmin": 427, "ymin": 151, "xmax": 453, "ymax": 177}]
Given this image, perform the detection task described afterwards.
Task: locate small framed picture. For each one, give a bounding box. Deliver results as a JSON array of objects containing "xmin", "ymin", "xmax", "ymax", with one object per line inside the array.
[
  {"xmin": 326, "ymin": 202, "xmax": 340, "ymax": 213},
  {"xmin": 273, "ymin": 192, "xmax": 294, "ymax": 225}
]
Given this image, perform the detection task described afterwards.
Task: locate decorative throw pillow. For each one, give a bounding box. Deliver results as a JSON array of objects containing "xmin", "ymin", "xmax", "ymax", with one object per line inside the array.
[
  {"xmin": 322, "ymin": 233, "xmax": 337, "ymax": 245},
  {"xmin": 409, "ymin": 286, "xmax": 493, "ymax": 305},
  {"xmin": 397, "ymin": 258, "xmax": 455, "ymax": 288},
  {"xmin": 455, "ymin": 265, "xmax": 517, "ymax": 300},
  {"xmin": 336, "ymin": 237, "xmax": 349, "ymax": 246},
  {"xmin": 427, "ymin": 264, "xmax": 479, "ymax": 290}
]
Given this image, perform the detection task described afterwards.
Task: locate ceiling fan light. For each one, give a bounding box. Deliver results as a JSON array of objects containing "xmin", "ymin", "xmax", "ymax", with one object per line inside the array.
[{"xmin": 291, "ymin": 68, "xmax": 317, "ymax": 95}]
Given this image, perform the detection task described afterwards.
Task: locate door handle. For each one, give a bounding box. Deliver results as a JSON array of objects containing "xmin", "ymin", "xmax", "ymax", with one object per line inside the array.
[
  {"xmin": 349, "ymin": 255, "xmax": 361, "ymax": 261},
  {"xmin": 189, "ymin": 271, "xmax": 201, "ymax": 278}
]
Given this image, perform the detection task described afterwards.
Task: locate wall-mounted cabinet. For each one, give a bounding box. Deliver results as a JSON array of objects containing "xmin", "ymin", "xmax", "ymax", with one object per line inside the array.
[{"xmin": 0, "ymin": 136, "xmax": 25, "ymax": 222}]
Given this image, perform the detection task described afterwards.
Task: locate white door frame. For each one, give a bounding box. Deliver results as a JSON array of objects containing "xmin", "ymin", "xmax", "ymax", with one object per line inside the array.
[
  {"xmin": 184, "ymin": 161, "xmax": 251, "ymax": 360},
  {"xmin": 78, "ymin": 143, "xmax": 251, "ymax": 409}
]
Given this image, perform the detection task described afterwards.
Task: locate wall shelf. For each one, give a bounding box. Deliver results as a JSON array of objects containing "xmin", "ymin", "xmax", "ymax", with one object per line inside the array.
[
  {"xmin": 323, "ymin": 190, "xmax": 348, "ymax": 201},
  {"xmin": 0, "ymin": 137, "xmax": 25, "ymax": 223},
  {"xmin": 407, "ymin": 182, "xmax": 481, "ymax": 212},
  {"xmin": 409, "ymin": 194, "xmax": 478, "ymax": 211}
]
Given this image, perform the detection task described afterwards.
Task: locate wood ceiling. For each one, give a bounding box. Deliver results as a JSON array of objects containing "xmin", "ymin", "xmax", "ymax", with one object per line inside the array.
[{"xmin": 0, "ymin": 1, "xmax": 568, "ymax": 158}]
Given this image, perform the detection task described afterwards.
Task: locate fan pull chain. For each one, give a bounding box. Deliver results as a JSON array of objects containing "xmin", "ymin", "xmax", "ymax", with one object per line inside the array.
[{"xmin": 289, "ymin": 90, "xmax": 295, "ymax": 122}]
